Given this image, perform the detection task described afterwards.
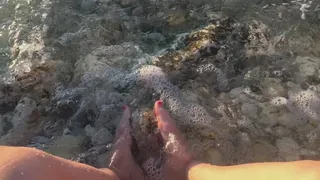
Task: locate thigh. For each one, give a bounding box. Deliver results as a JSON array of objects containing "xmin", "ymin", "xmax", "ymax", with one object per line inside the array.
[{"xmin": 0, "ymin": 146, "xmax": 119, "ymax": 180}]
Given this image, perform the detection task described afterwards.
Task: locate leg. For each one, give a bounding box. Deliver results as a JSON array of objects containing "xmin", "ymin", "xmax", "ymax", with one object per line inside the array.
[
  {"xmin": 0, "ymin": 106, "xmax": 143, "ymax": 180},
  {"xmin": 154, "ymin": 100, "xmax": 193, "ymax": 180},
  {"xmin": 0, "ymin": 146, "xmax": 119, "ymax": 180}
]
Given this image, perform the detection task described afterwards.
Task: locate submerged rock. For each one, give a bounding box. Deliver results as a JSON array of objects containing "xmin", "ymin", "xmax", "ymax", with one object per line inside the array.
[
  {"xmin": 0, "ymin": 114, "xmax": 12, "ymax": 136},
  {"xmin": 85, "ymin": 125, "xmax": 113, "ymax": 145},
  {"xmin": 0, "ymin": 97, "xmax": 41, "ymax": 146},
  {"xmin": 155, "ymin": 17, "xmax": 248, "ymax": 94},
  {"xmin": 276, "ymin": 137, "xmax": 301, "ymax": 161},
  {"xmin": 253, "ymin": 140, "xmax": 277, "ymax": 162},
  {"xmin": 45, "ymin": 135, "xmax": 85, "ymax": 159},
  {"xmin": 203, "ymin": 149, "xmax": 224, "ymax": 165},
  {"xmin": 287, "ymin": 89, "xmax": 320, "ymax": 125},
  {"xmin": 81, "ymin": 0, "xmax": 97, "ymax": 12},
  {"xmin": 241, "ymin": 103, "xmax": 258, "ymax": 119}
]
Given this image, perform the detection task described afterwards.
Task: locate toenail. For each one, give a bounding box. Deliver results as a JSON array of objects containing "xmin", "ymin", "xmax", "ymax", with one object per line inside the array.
[{"xmin": 156, "ymin": 100, "xmax": 163, "ymax": 107}]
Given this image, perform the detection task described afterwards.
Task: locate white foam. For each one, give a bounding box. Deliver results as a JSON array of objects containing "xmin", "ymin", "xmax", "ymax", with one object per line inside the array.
[{"xmin": 137, "ymin": 65, "xmax": 220, "ymax": 133}]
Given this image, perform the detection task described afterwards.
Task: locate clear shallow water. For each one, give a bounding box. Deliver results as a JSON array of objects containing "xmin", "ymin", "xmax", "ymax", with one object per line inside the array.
[{"xmin": 0, "ymin": 0, "xmax": 320, "ymax": 176}]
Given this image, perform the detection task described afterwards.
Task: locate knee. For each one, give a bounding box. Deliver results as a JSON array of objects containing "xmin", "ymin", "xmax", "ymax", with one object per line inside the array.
[{"xmin": 0, "ymin": 146, "xmax": 49, "ymax": 180}]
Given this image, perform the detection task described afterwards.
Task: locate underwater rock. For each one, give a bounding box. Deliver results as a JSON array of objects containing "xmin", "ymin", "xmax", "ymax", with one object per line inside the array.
[
  {"xmin": 0, "ymin": 97, "xmax": 41, "ymax": 146},
  {"xmin": 11, "ymin": 97, "xmax": 37, "ymax": 127},
  {"xmin": 45, "ymin": 135, "xmax": 85, "ymax": 159},
  {"xmin": 287, "ymin": 89, "xmax": 320, "ymax": 125},
  {"xmin": 67, "ymin": 99, "xmax": 99, "ymax": 134},
  {"xmin": 72, "ymin": 42, "xmax": 150, "ymax": 86},
  {"xmin": 0, "ymin": 113, "xmax": 12, "ymax": 136},
  {"xmin": 204, "ymin": 149, "xmax": 224, "ymax": 165},
  {"xmin": 222, "ymin": 0, "xmax": 252, "ymax": 19},
  {"xmin": 72, "ymin": 144, "xmax": 111, "ymax": 167},
  {"xmin": 85, "ymin": 125, "xmax": 113, "ymax": 145},
  {"xmin": 258, "ymin": 103, "xmax": 279, "ymax": 127},
  {"xmin": 120, "ymin": 0, "xmax": 135, "ymax": 6},
  {"xmin": 269, "ymin": 126, "xmax": 292, "ymax": 138},
  {"xmin": 166, "ymin": 9, "xmax": 187, "ymax": 27},
  {"xmin": 277, "ymin": 112, "xmax": 299, "ymax": 128},
  {"xmin": 1, "ymin": 60, "xmax": 71, "ymax": 117},
  {"xmin": 241, "ymin": 103, "xmax": 258, "ymax": 119},
  {"xmin": 0, "ymin": 83, "xmax": 21, "ymax": 114},
  {"xmin": 295, "ymin": 56, "xmax": 320, "ymax": 83},
  {"xmin": 95, "ymin": 152, "xmax": 109, "ymax": 168},
  {"xmin": 229, "ymin": 87, "xmax": 243, "ymax": 98},
  {"xmin": 276, "ymin": 137, "xmax": 301, "ymax": 161},
  {"xmin": 253, "ymin": 140, "xmax": 277, "ymax": 162},
  {"xmin": 54, "ymin": 28, "xmax": 91, "ymax": 48},
  {"xmin": 260, "ymin": 79, "xmax": 286, "ymax": 97},
  {"xmin": 269, "ymin": 97, "xmax": 288, "ymax": 107},
  {"xmin": 27, "ymin": 136, "xmax": 53, "ymax": 150},
  {"xmin": 81, "ymin": 0, "xmax": 97, "ymax": 12},
  {"xmin": 155, "ymin": 17, "xmax": 248, "ymax": 94}
]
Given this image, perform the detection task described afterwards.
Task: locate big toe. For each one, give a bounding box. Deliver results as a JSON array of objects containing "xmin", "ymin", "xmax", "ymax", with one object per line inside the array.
[
  {"xmin": 114, "ymin": 105, "xmax": 132, "ymax": 149},
  {"xmin": 153, "ymin": 100, "xmax": 182, "ymax": 142},
  {"xmin": 154, "ymin": 100, "xmax": 192, "ymax": 169},
  {"xmin": 115, "ymin": 105, "xmax": 131, "ymax": 136}
]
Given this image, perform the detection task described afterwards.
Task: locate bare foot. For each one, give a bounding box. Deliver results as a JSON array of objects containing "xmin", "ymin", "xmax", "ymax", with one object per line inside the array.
[
  {"xmin": 108, "ymin": 105, "xmax": 144, "ymax": 180},
  {"xmin": 154, "ymin": 100, "xmax": 193, "ymax": 180}
]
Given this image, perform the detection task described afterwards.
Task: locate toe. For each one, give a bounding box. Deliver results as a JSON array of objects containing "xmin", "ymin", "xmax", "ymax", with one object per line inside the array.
[
  {"xmin": 119, "ymin": 105, "xmax": 131, "ymax": 128},
  {"xmin": 153, "ymin": 102, "xmax": 192, "ymax": 180},
  {"xmin": 114, "ymin": 105, "xmax": 132, "ymax": 149},
  {"xmin": 115, "ymin": 105, "xmax": 131, "ymax": 138},
  {"xmin": 154, "ymin": 100, "xmax": 180, "ymax": 141}
]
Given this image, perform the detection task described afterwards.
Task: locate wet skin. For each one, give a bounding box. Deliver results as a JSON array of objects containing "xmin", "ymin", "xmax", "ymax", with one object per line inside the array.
[{"xmin": 0, "ymin": 100, "xmax": 320, "ymax": 180}]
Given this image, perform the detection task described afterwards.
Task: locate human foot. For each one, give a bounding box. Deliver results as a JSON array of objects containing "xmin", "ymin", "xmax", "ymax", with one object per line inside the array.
[
  {"xmin": 154, "ymin": 100, "xmax": 193, "ymax": 180},
  {"xmin": 108, "ymin": 105, "xmax": 144, "ymax": 180}
]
